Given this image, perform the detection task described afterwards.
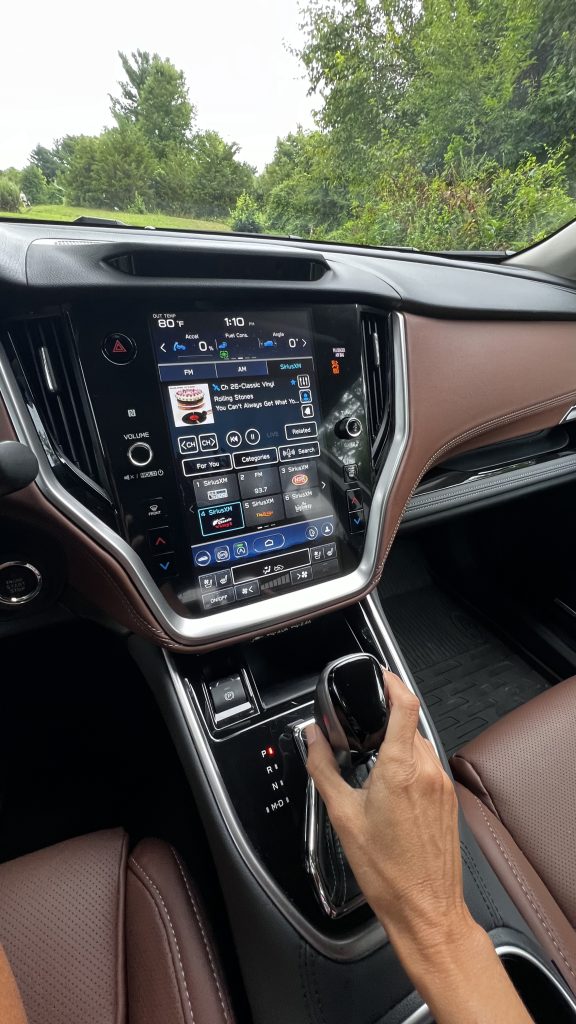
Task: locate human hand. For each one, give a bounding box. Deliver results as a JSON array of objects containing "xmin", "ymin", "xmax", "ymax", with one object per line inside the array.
[
  {"xmin": 305, "ymin": 670, "xmax": 533, "ymax": 1024},
  {"xmin": 305, "ymin": 670, "xmax": 474, "ymax": 959}
]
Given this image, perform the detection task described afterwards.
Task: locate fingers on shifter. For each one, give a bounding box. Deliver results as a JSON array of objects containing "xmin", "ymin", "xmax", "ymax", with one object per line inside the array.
[{"xmin": 314, "ymin": 653, "xmax": 389, "ymax": 775}]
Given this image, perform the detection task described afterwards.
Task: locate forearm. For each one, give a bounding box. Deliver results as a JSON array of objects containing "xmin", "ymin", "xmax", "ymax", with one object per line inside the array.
[{"xmin": 388, "ymin": 913, "xmax": 533, "ymax": 1024}]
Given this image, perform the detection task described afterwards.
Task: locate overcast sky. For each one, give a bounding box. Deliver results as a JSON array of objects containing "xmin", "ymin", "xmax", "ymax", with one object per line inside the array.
[{"xmin": 0, "ymin": 0, "xmax": 316, "ymax": 172}]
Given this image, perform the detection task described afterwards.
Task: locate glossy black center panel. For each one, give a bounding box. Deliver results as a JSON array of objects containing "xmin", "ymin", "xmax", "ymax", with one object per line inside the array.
[
  {"xmin": 74, "ymin": 302, "xmax": 374, "ymax": 617},
  {"xmin": 172, "ymin": 607, "xmax": 383, "ymax": 930}
]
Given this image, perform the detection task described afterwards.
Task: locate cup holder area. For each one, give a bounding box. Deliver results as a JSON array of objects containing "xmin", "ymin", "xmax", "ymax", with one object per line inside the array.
[
  {"xmin": 497, "ymin": 947, "xmax": 576, "ymax": 1023},
  {"xmin": 421, "ymin": 945, "xmax": 576, "ymax": 1024}
]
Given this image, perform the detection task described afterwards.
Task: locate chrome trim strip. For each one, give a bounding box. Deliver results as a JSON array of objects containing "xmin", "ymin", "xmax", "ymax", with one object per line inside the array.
[
  {"xmin": 561, "ymin": 405, "xmax": 576, "ymax": 423},
  {"xmin": 213, "ymin": 701, "xmax": 252, "ymax": 723},
  {"xmin": 0, "ymin": 312, "xmax": 410, "ymax": 646},
  {"xmin": 39, "ymin": 346, "xmax": 57, "ymax": 393},
  {"xmin": 294, "ymin": 715, "xmax": 367, "ymax": 919}
]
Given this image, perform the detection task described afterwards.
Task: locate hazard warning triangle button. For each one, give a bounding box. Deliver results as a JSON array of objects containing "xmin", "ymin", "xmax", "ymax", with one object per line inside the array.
[{"xmin": 102, "ymin": 333, "xmax": 137, "ymax": 365}]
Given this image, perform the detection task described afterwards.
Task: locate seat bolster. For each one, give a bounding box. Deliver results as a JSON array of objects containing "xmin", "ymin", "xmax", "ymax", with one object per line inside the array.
[
  {"xmin": 451, "ymin": 754, "xmax": 500, "ymax": 817},
  {"xmin": 456, "ymin": 782, "xmax": 576, "ymax": 991},
  {"xmin": 126, "ymin": 838, "xmax": 234, "ymax": 1024}
]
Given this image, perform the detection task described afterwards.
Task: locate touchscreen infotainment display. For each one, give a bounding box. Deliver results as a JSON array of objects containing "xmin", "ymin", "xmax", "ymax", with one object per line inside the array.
[{"xmin": 150, "ymin": 310, "xmax": 343, "ymax": 613}]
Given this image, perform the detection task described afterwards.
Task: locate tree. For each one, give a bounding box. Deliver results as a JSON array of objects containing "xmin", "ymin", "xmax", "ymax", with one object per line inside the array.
[
  {"xmin": 188, "ymin": 132, "xmax": 254, "ymax": 218},
  {"xmin": 297, "ymin": 0, "xmax": 420, "ymax": 174},
  {"xmin": 231, "ymin": 193, "xmax": 263, "ymax": 233},
  {"xmin": 259, "ymin": 130, "xmax": 350, "ymax": 237},
  {"xmin": 153, "ymin": 145, "xmax": 197, "ymax": 214},
  {"xmin": 0, "ymin": 177, "xmax": 20, "ymax": 212},
  {"xmin": 138, "ymin": 59, "xmax": 195, "ymax": 153},
  {"xmin": 110, "ymin": 50, "xmax": 157, "ymax": 123},
  {"xmin": 62, "ymin": 137, "xmax": 102, "ymax": 206},
  {"xmin": 92, "ymin": 124, "xmax": 157, "ymax": 209},
  {"xmin": 110, "ymin": 51, "xmax": 196, "ymax": 154},
  {"xmin": 20, "ymin": 164, "xmax": 48, "ymax": 204},
  {"xmin": 30, "ymin": 144, "xmax": 60, "ymax": 182}
]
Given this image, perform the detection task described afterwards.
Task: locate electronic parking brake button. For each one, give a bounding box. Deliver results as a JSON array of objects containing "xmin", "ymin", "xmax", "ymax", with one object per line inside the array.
[{"xmin": 209, "ymin": 673, "xmax": 252, "ymax": 724}]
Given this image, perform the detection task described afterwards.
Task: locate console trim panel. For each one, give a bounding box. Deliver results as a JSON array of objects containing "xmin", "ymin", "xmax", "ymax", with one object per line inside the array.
[
  {"xmin": 0, "ymin": 311, "xmax": 409, "ymax": 646},
  {"xmin": 161, "ymin": 598, "xmax": 441, "ymax": 959}
]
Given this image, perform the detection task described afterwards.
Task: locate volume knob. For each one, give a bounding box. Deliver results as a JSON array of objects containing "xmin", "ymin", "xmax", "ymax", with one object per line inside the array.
[{"xmin": 128, "ymin": 442, "xmax": 153, "ymax": 467}]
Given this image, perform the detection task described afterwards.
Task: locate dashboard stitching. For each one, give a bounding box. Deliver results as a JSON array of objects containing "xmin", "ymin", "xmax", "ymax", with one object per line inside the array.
[
  {"xmin": 79, "ymin": 545, "xmax": 179, "ymax": 646},
  {"xmin": 381, "ymin": 389, "xmax": 576, "ymax": 569}
]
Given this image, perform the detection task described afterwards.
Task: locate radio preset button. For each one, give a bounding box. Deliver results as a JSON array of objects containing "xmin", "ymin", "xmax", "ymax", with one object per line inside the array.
[{"xmin": 128, "ymin": 442, "xmax": 153, "ymax": 467}]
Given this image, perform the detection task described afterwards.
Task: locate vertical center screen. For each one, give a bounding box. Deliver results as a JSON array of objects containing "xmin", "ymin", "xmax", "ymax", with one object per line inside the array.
[{"xmin": 151, "ymin": 310, "xmax": 342, "ymax": 613}]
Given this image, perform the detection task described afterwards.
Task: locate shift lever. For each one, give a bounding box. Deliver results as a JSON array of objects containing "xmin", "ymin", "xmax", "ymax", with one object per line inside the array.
[
  {"xmin": 314, "ymin": 653, "xmax": 388, "ymax": 776},
  {"xmin": 302, "ymin": 653, "xmax": 389, "ymax": 917}
]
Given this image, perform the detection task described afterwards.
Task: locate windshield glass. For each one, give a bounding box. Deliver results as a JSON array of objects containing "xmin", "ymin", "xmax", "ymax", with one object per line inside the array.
[{"xmin": 2, "ymin": 0, "xmax": 575, "ymax": 252}]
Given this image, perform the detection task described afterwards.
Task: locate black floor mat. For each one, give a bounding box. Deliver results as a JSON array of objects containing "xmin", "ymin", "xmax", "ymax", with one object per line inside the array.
[{"xmin": 381, "ymin": 586, "xmax": 549, "ymax": 755}]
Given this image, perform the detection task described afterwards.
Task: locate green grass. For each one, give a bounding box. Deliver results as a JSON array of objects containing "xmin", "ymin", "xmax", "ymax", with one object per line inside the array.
[{"xmin": 0, "ymin": 204, "xmax": 231, "ymax": 232}]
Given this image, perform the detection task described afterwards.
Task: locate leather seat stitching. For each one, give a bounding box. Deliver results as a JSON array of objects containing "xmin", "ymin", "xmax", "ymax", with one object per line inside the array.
[
  {"xmin": 475, "ymin": 798, "xmax": 576, "ymax": 982},
  {"xmin": 115, "ymin": 832, "xmax": 129, "ymax": 1024},
  {"xmin": 168, "ymin": 846, "xmax": 231, "ymax": 1024},
  {"xmin": 129, "ymin": 857, "xmax": 196, "ymax": 1024}
]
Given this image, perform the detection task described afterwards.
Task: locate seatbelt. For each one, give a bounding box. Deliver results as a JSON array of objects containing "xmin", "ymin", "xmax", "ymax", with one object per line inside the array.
[{"xmin": 0, "ymin": 945, "xmax": 27, "ymax": 1024}]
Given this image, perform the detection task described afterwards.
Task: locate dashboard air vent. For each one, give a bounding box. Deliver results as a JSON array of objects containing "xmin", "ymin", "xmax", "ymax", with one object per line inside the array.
[
  {"xmin": 361, "ymin": 312, "xmax": 392, "ymax": 463},
  {"xmin": 107, "ymin": 250, "xmax": 329, "ymax": 282},
  {"xmin": 5, "ymin": 315, "xmax": 100, "ymax": 481}
]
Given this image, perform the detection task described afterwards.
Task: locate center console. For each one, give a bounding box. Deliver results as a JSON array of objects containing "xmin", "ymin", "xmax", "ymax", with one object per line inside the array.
[{"xmin": 131, "ymin": 591, "xmax": 576, "ymax": 1024}]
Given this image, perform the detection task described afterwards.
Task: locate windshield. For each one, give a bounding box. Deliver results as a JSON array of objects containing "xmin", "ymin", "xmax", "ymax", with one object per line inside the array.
[{"xmin": 2, "ymin": 0, "xmax": 575, "ymax": 252}]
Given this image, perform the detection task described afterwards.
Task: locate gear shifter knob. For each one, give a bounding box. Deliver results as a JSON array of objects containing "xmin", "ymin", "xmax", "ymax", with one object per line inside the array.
[{"xmin": 314, "ymin": 653, "xmax": 388, "ymax": 773}]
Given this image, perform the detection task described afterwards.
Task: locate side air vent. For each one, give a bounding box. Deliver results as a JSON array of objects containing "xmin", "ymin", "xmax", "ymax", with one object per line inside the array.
[
  {"xmin": 361, "ymin": 312, "xmax": 393, "ymax": 463},
  {"xmin": 107, "ymin": 250, "xmax": 329, "ymax": 282},
  {"xmin": 5, "ymin": 315, "xmax": 100, "ymax": 482}
]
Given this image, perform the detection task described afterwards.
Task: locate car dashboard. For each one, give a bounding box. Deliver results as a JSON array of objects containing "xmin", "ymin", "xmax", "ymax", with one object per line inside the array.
[{"xmin": 2, "ymin": 221, "xmax": 576, "ymax": 649}]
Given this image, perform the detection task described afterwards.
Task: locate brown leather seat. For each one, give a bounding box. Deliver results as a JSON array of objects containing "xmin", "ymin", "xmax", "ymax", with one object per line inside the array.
[
  {"xmin": 451, "ymin": 675, "xmax": 576, "ymax": 992},
  {"xmin": 0, "ymin": 829, "xmax": 235, "ymax": 1024}
]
